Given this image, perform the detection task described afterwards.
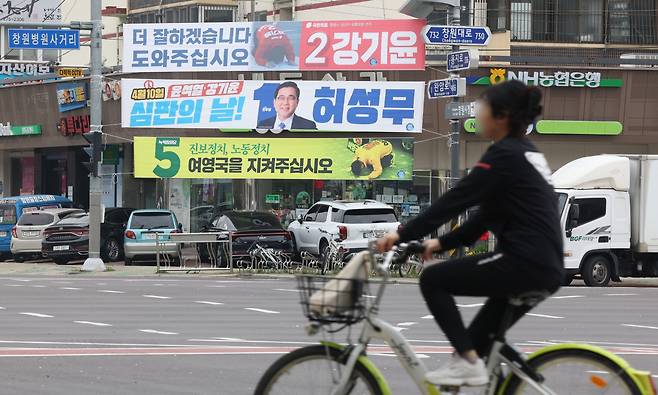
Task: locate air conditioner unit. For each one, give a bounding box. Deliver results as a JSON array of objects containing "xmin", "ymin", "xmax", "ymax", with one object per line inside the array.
[{"xmin": 620, "ymin": 53, "xmax": 658, "ymax": 68}]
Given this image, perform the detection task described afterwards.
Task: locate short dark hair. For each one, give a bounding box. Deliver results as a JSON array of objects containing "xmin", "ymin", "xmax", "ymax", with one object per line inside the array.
[
  {"xmin": 274, "ymin": 81, "xmax": 300, "ymax": 100},
  {"xmin": 480, "ymin": 80, "xmax": 542, "ymax": 138},
  {"xmin": 351, "ymin": 160, "xmax": 365, "ymax": 176}
]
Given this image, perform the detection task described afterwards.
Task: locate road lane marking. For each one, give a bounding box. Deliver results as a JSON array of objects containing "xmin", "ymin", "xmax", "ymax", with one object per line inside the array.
[
  {"xmin": 457, "ymin": 303, "xmax": 484, "ymax": 308},
  {"xmin": 20, "ymin": 312, "xmax": 53, "ymax": 318},
  {"xmin": 0, "ymin": 307, "xmax": 5, "ymax": 310},
  {"xmin": 551, "ymin": 295, "xmax": 584, "ymax": 299},
  {"xmin": 74, "ymin": 321, "xmax": 112, "ymax": 327},
  {"xmin": 604, "ymin": 293, "xmax": 638, "ymax": 296},
  {"xmin": 527, "ymin": 313, "xmax": 563, "ymax": 319},
  {"xmin": 245, "ymin": 308, "xmax": 280, "ymax": 314},
  {"xmin": 143, "ymin": 295, "xmax": 171, "ymax": 299},
  {"xmin": 98, "ymin": 290, "xmax": 124, "ymax": 294},
  {"xmin": 187, "ymin": 338, "xmax": 316, "ymax": 346},
  {"xmin": 30, "ymin": 285, "xmax": 46, "ymax": 288},
  {"xmin": 139, "ymin": 329, "xmax": 179, "ymax": 335},
  {"xmin": 421, "ymin": 315, "xmax": 434, "ymax": 319},
  {"xmin": 272, "ymin": 288, "xmax": 300, "ymax": 293},
  {"xmin": 5, "ymin": 284, "xmax": 23, "ymax": 287},
  {"xmin": 622, "ymin": 324, "xmax": 658, "ymax": 330},
  {"xmin": 194, "ymin": 301, "xmax": 224, "ymax": 306},
  {"xmin": 59, "ymin": 287, "xmax": 81, "ymax": 290},
  {"xmin": 396, "ymin": 322, "xmax": 417, "ymax": 327},
  {"xmin": 206, "ymin": 285, "xmax": 227, "ymax": 288}
]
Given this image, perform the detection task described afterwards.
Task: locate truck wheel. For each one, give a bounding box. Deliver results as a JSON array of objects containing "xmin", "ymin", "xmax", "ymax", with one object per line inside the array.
[{"xmin": 582, "ymin": 255, "xmax": 611, "ymax": 287}]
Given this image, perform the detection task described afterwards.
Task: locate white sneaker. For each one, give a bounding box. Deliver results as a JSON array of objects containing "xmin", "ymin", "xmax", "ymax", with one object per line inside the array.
[{"xmin": 425, "ymin": 357, "xmax": 489, "ymax": 387}]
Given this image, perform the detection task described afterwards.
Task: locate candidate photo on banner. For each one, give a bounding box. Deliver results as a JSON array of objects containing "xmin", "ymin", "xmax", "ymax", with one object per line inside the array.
[
  {"xmin": 121, "ymin": 79, "xmax": 424, "ymax": 133},
  {"xmin": 251, "ymin": 22, "xmax": 301, "ymax": 70}
]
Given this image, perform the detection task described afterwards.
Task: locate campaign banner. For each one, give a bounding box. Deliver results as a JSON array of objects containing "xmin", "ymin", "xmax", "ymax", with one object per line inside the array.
[
  {"xmin": 123, "ymin": 20, "xmax": 425, "ymax": 73},
  {"xmin": 134, "ymin": 137, "xmax": 415, "ymax": 181},
  {"xmin": 121, "ymin": 79, "xmax": 424, "ymax": 133}
]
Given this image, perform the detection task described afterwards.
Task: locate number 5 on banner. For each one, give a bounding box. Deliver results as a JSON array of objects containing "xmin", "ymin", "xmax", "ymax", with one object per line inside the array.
[{"xmin": 153, "ymin": 137, "xmax": 181, "ymax": 178}]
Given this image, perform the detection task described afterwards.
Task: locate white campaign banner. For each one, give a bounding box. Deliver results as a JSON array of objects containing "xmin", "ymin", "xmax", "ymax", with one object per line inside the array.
[{"xmin": 121, "ymin": 78, "xmax": 425, "ymax": 133}]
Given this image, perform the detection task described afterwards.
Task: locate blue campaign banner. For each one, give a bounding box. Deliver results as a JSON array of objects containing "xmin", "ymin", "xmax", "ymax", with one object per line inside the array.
[
  {"xmin": 121, "ymin": 79, "xmax": 425, "ymax": 133},
  {"xmin": 8, "ymin": 29, "xmax": 80, "ymax": 49},
  {"xmin": 56, "ymin": 82, "xmax": 88, "ymax": 112}
]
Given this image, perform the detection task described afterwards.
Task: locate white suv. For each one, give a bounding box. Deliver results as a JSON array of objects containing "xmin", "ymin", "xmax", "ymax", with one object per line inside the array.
[{"xmin": 288, "ymin": 200, "xmax": 400, "ymax": 257}]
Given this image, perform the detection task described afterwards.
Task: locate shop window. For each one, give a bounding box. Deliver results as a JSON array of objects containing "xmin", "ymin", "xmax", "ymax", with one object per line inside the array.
[{"xmin": 571, "ymin": 198, "xmax": 606, "ymax": 228}]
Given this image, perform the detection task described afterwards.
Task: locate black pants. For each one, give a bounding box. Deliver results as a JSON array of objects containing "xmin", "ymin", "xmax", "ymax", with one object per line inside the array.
[{"xmin": 419, "ymin": 252, "xmax": 561, "ymax": 356}]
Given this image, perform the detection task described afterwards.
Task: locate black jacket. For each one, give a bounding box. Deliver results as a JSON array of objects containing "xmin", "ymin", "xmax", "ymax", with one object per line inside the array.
[
  {"xmin": 399, "ymin": 136, "xmax": 564, "ymax": 272},
  {"xmin": 258, "ymin": 114, "xmax": 317, "ymax": 130}
]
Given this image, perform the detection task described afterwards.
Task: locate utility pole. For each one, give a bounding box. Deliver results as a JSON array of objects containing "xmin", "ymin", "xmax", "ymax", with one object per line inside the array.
[
  {"xmin": 81, "ymin": 0, "xmax": 105, "ymax": 271},
  {"xmin": 250, "ymin": 0, "xmax": 256, "ymax": 21},
  {"xmin": 449, "ymin": 4, "xmax": 460, "ymax": 188}
]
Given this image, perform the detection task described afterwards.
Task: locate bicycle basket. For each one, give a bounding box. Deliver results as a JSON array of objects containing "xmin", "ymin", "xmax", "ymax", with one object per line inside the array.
[{"xmin": 297, "ymin": 275, "xmax": 368, "ymax": 325}]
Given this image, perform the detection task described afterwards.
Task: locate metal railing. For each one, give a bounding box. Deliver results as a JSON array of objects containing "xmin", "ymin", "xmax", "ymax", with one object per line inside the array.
[{"xmin": 155, "ymin": 232, "xmax": 233, "ymax": 273}]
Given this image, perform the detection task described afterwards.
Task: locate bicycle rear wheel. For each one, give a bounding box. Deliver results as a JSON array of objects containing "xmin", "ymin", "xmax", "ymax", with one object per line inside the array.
[
  {"xmin": 254, "ymin": 345, "xmax": 383, "ymax": 395},
  {"xmin": 503, "ymin": 348, "xmax": 642, "ymax": 395}
]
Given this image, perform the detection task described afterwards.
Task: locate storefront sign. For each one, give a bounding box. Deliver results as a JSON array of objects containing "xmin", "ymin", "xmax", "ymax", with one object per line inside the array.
[
  {"xmin": 58, "ymin": 114, "xmax": 90, "ymax": 136},
  {"xmin": 0, "ymin": 0, "xmax": 62, "ymax": 22},
  {"xmin": 134, "ymin": 137, "xmax": 415, "ymax": 181},
  {"xmin": 56, "ymin": 81, "xmax": 87, "ymax": 112},
  {"xmin": 468, "ymin": 68, "xmax": 623, "ymax": 88},
  {"xmin": 0, "ymin": 62, "xmax": 52, "ymax": 80},
  {"xmin": 0, "ymin": 123, "xmax": 41, "ymax": 136},
  {"xmin": 265, "ymin": 194, "xmax": 281, "ymax": 204},
  {"xmin": 122, "ymin": 79, "xmax": 424, "ymax": 133},
  {"xmin": 123, "ymin": 19, "xmax": 425, "ymax": 73},
  {"xmin": 57, "ymin": 67, "xmax": 84, "ymax": 78},
  {"xmin": 464, "ymin": 119, "xmax": 623, "ymax": 136}
]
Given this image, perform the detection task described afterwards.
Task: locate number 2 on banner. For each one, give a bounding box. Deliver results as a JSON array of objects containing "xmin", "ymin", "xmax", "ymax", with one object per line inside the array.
[{"xmin": 305, "ymin": 32, "xmax": 327, "ymax": 64}]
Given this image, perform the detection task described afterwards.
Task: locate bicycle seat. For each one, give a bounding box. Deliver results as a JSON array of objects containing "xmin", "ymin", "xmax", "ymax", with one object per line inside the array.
[{"xmin": 508, "ymin": 291, "xmax": 550, "ymax": 307}]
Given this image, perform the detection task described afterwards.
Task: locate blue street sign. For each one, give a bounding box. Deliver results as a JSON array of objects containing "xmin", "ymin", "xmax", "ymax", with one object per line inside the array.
[
  {"xmin": 427, "ymin": 78, "xmax": 466, "ymax": 99},
  {"xmin": 8, "ymin": 29, "xmax": 80, "ymax": 50},
  {"xmin": 423, "ymin": 25, "xmax": 491, "ymax": 46},
  {"xmin": 447, "ymin": 50, "xmax": 479, "ymax": 72}
]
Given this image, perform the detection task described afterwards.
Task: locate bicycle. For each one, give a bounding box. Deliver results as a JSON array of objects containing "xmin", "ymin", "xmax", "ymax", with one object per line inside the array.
[
  {"xmin": 254, "ymin": 242, "xmax": 656, "ymax": 395},
  {"xmin": 394, "ymin": 251, "xmax": 424, "ymax": 277},
  {"xmin": 319, "ymin": 229, "xmax": 347, "ymax": 275}
]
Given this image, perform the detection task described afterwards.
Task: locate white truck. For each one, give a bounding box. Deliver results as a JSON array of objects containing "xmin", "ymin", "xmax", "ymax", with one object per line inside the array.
[{"xmin": 553, "ymin": 154, "xmax": 658, "ymax": 286}]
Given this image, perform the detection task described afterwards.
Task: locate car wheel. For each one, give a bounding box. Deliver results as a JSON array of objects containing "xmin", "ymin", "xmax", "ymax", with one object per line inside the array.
[
  {"xmin": 13, "ymin": 254, "xmax": 24, "ymax": 263},
  {"xmin": 124, "ymin": 257, "xmax": 132, "ymax": 266},
  {"xmin": 102, "ymin": 238, "xmax": 122, "ymax": 262},
  {"xmin": 582, "ymin": 255, "xmax": 611, "ymax": 287},
  {"xmin": 54, "ymin": 258, "xmax": 69, "ymax": 265}
]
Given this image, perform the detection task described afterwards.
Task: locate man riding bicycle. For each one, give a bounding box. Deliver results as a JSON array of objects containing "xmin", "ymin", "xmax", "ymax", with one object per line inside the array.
[{"xmin": 377, "ymin": 80, "xmax": 564, "ymax": 387}]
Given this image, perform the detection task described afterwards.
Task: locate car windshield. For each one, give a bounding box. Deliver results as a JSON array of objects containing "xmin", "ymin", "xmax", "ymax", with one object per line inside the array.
[
  {"xmin": 557, "ymin": 193, "xmax": 568, "ymax": 217},
  {"xmin": 0, "ymin": 204, "xmax": 17, "ymax": 225},
  {"xmin": 130, "ymin": 212, "xmax": 175, "ymax": 230},
  {"xmin": 342, "ymin": 209, "xmax": 397, "ymax": 224},
  {"xmin": 17, "ymin": 213, "xmax": 54, "ymax": 226},
  {"xmin": 56, "ymin": 214, "xmax": 89, "ymax": 226},
  {"xmin": 225, "ymin": 212, "xmax": 283, "ymax": 231}
]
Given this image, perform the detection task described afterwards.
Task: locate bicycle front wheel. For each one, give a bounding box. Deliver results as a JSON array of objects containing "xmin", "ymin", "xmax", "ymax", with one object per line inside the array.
[
  {"xmin": 503, "ymin": 348, "xmax": 642, "ymax": 395},
  {"xmin": 254, "ymin": 345, "xmax": 383, "ymax": 395}
]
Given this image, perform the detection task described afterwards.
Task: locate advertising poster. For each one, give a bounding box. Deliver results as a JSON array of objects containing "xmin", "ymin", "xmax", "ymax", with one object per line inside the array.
[
  {"xmin": 56, "ymin": 81, "xmax": 87, "ymax": 112},
  {"xmin": 121, "ymin": 79, "xmax": 424, "ymax": 133},
  {"xmin": 123, "ymin": 19, "xmax": 425, "ymax": 72},
  {"xmin": 133, "ymin": 137, "xmax": 415, "ymax": 181}
]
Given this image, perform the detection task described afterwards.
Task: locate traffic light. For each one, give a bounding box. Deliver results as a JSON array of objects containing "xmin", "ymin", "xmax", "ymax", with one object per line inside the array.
[{"xmin": 82, "ymin": 131, "xmax": 102, "ymax": 177}]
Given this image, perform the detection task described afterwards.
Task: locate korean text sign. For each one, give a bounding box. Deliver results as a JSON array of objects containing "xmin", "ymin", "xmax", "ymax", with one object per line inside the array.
[
  {"xmin": 123, "ymin": 20, "xmax": 425, "ymax": 72},
  {"xmin": 134, "ymin": 137, "xmax": 415, "ymax": 181},
  {"xmin": 121, "ymin": 79, "xmax": 424, "ymax": 133},
  {"xmin": 8, "ymin": 29, "xmax": 79, "ymax": 49},
  {"xmin": 56, "ymin": 82, "xmax": 87, "ymax": 112}
]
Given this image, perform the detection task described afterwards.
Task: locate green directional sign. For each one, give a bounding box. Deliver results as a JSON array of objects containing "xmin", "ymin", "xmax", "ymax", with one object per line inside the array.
[
  {"xmin": 266, "ymin": 194, "xmax": 281, "ymax": 204},
  {"xmin": 464, "ymin": 119, "xmax": 623, "ymax": 136}
]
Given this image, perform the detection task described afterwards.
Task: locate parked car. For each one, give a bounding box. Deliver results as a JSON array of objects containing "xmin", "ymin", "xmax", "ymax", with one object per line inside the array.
[
  {"xmin": 40, "ymin": 208, "xmax": 135, "ymax": 265},
  {"xmin": 287, "ymin": 200, "xmax": 400, "ymax": 258},
  {"xmin": 101, "ymin": 207, "xmax": 135, "ymax": 262},
  {"xmin": 199, "ymin": 211, "xmax": 293, "ymax": 266},
  {"xmin": 10, "ymin": 208, "xmax": 84, "ymax": 262},
  {"xmin": 190, "ymin": 203, "xmax": 233, "ymax": 233},
  {"xmin": 42, "ymin": 212, "xmax": 90, "ymax": 265},
  {"xmin": 123, "ymin": 209, "xmax": 182, "ymax": 266},
  {"xmin": 0, "ymin": 195, "xmax": 74, "ymax": 261}
]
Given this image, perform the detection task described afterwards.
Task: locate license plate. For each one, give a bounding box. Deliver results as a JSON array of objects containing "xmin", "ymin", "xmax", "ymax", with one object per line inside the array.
[
  {"xmin": 53, "ymin": 245, "xmax": 69, "ymax": 251},
  {"xmin": 23, "ymin": 231, "xmax": 39, "ymax": 237},
  {"xmin": 363, "ymin": 231, "xmax": 386, "ymax": 239},
  {"xmin": 0, "ymin": 232, "xmax": 6, "ymax": 238},
  {"xmin": 143, "ymin": 233, "xmax": 157, "ymax": 240}
]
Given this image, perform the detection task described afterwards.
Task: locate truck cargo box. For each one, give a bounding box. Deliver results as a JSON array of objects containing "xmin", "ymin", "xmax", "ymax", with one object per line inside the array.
[{"xmin": 626, "ymin": 155, "xmax": 658, "ymax": 253}]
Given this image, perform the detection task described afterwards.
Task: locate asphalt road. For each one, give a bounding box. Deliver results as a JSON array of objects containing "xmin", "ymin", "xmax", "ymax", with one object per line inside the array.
[{"xmin": 0, "ymin": 275, "xmax": 656, "ymax": 394}]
